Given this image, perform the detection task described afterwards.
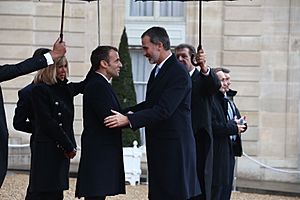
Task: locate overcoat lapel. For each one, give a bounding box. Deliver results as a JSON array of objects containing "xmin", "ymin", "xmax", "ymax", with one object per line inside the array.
[
  {"xmin": 191, "ymin": 69, "xmax": 199, "ymax": 81},
  {"xmin": 94, "ymin": 72, "xmax": 121, "ymax": 110},
  {"xmin": 146, "ymin": 55, "xmax": 174, "ymax": 97},
  {"xmin": 146, "ymin": 65, "xmax": 156, "ymax": 96},
  {"xmin": 107, "ymin": 82, "xmax": 121, "ymax": 110}
]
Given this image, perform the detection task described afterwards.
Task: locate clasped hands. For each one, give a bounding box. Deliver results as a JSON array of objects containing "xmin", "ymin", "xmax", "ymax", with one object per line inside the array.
[
  {"xmin": 64, "ymin": 148, "xmax": 77, "ymax": 159},
  {"xmin": 234, "ymin": 116, "xmax": 247, "ymax": 134}
]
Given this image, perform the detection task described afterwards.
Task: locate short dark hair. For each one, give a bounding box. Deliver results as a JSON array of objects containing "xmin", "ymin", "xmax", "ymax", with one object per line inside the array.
[
  {"xmin": 32, "ymin": 48, "xmax": 51, "ymax": 58},
  {"xmin": 141, "ymin": 26, "xmax": 170, "ymax": 50},
  {"xmin": 90, "ymin": 46, "xmax": 118, "ymax": 71},
  {"xmin": 221, "ymin": 67, "xmax": 230, "ymax": 73},
  {"xmin": 175, "ymin": 43, "xmax": 196, "ymax": 57},
  {"xmin": 213, "ymin": 67, "xmax": 222, "ymax": 73},
  {"xmin": 213, "ymin": 67, "xmax": 231, "ymax": 74}
]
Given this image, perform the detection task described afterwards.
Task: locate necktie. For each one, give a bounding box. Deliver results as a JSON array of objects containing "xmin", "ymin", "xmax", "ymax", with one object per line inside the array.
[
  {"xmin": 225, "ymin": 97, "xmax": 236, "ymax": 140},
  {"xmin": 154, "ymin": 65, "xmax": 160, "ymax": 77},
  {"xmin": 227, "ymin": 101, "xmax": 234, "ymax": 120}
]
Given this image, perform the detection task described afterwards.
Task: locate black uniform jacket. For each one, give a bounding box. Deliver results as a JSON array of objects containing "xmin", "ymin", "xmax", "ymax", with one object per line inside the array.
[
  {"xmin": 29, "ymin": 79, "xmax": 84, "ymax": 192},
  {"xmin": 13, "ymin": 83, "xmax": 35, "ymax": 134},
  {"xmin": 75, "ymin": 72, "xmax": 125, "ymax": 197}
]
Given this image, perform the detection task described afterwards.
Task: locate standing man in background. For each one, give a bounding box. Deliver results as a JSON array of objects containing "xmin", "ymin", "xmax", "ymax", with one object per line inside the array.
[
  {"xmin": 210, "ymin": 68, "xmax": 246, "ymax": 200},
  {"xmin": 0, "ymin": 38, "xmax": 66, "ymax": 188},
  {"xmin": 175, "ymin": 44, "xmax": 220, "ymax": 200},
  {"xmin": 221, "ymin": 68, "xmax": 247, "ymax": 199},
  {"xmin": 104, "ymin": 26, "xmax": 200, "ymax": 200}
]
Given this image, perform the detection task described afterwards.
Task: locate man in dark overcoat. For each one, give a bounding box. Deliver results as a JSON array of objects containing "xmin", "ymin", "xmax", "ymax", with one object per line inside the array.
[
  {"xmin": 0, "ymin": 38, "xmax": 66, "ymax": 188},
  {"xmin": 104, "ymin": 27, "xmax": 200, "ymax": 200},
  {"xmin": 210, "ymin": 69, "xmax": 246, "ymax": 200},
  {"xmin": 175, "ymin": 44, "xmax": 220, "ymax": 200},
  {"xmin": 222, "ymin": 68, "xmax": 247, "ymax": 199},
  {"xmin": 75, "ymin": 46, "xmax": 125, "ymax": 200}
]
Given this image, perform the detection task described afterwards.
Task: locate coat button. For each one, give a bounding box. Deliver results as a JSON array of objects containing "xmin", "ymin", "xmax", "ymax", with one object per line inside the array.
[
  {"xmin": 55, "ymin": 101, "xmax": 59, "ymax": 106},
  {"xmin": 58, "ymin": 112, "xmax": 62, "ymax": 116},
  {"xmin": 59, "ymin": 123, "xmax": 63, "ymax": 127}
]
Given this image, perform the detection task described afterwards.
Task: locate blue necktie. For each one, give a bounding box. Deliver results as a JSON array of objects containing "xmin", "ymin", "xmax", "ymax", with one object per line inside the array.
[
  {"xmin": 227, "ymin": 101, "xmax": 234, "ymax": 120},
  {"xmin": 154, "ymin": 65, "xmax": 160, "ymax": 77}
]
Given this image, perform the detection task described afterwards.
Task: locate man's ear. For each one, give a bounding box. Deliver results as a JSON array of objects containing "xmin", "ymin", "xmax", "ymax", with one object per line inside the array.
[
  {"xmin": 157, "ymin": 41, "xmax": 164, "ymax": 50},
  {"xmin": 191, "ymin": 53, "xmax": 196, "ymax": 63},
  {"xmin": 100, "ymin": 60, "xmax": 108, "ymax": 69}
]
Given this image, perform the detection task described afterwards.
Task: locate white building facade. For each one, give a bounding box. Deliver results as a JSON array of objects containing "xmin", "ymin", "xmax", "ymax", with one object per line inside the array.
[{"xmin": 1, "ymin": 0, "xmax": 299, "ymax": 186}]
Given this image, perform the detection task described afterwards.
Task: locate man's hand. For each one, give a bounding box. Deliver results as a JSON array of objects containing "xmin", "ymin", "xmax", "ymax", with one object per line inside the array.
[
  {"xmin": 64, "ymin": 149, "xmax": 76, "ymax": 159},
  {"xmin": 235, "ymin": 116, "xmax": 247, "ymax": 134},
  {"xmin": 237, "ymin": 124, "xmax": 246, "ymax": 134},
  {"xmin": 49, "ymin": 38, "xmax": 66, "ymax": 60},
  {"xmin": 195, "ymin": 49, "xmax": 208, "ymax": 73},
  {"xmin": 104, "ymin": 110, "xmax": 130, "ymax": 128}
]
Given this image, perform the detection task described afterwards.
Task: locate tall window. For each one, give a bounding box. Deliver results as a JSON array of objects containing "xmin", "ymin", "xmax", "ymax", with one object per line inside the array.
[
  {"xmin": 130, "ymin": 49, "xmax": 152, "ymax": 104},
  {"xmin": 130, "ymin": 49, "xmax": 154, "ymax": 145}
]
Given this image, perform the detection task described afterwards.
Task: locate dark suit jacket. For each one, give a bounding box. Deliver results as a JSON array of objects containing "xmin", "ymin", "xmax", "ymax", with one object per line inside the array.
[
  {"xmin": 75, "ymin": 72, "xmax": 125, "ymax": 198},
  {"xmin": 227, "ymin": 89, "xmax": 244, "ymax": 157},
  {"xmin": 127, "ymin": 54, "xmax": 200, "ymax": 200},
  {"xmin": 190, "ymin": 69, "xmax": 220, "ymax": 200},
  {"xmin": 0, "ymin": 55, "xmax": 48, "ymax": 188},
  {"xmin": 211, "ymin": 91, "xmax": 239, "ymax": 186}
]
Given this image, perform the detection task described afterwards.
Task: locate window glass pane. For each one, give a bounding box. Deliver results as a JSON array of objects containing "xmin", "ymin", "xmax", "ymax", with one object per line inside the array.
[
  {"xmin": 160, "ymin": 1, "xmax": 183, "ymax": 17},
  {"xmin": 130, "ymin": 49, "xmax": 152, "ymax": 101},
  {"xmin": 130, "ymin": 1, "xmax": 154, "ymax": 16}
]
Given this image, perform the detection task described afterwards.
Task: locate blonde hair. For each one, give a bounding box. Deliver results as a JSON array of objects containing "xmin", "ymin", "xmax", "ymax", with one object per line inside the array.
[{"xmin": 34, "ymin": 56, "xmax": 69, "ymax": 85}]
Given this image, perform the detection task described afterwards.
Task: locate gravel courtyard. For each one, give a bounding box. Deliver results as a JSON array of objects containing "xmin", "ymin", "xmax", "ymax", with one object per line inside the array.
[{"xmin": 1, "ymin": 172, "xmax": 299, "ymax": 200}]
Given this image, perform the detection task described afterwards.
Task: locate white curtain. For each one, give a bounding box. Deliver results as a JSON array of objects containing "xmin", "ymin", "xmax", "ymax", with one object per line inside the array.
[
  {"xmin": 130, "ymin": 49, "xmax": 152, "ymax": 104},
  {"xmin": 130, "ymin": 1, "xmax": 183, "ymax": 17},
  {"xmin": 130, "ymin": 1, "xmax": 153, "ymax": 16},
  {"xmin": 160, "ymin": 1, "xmax": 183, "ymax": 17}
]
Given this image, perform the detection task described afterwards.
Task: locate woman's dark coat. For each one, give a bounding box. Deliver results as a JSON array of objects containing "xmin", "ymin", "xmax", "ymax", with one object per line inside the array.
[{"xmin": 29, "ymin": 79, "xmax": 83, "ymax": 192}]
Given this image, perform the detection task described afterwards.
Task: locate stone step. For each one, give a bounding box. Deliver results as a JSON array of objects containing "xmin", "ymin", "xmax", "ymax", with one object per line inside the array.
[{"xmin": 236, "ymin": 178, "xmax": 300, "ymax": 197}]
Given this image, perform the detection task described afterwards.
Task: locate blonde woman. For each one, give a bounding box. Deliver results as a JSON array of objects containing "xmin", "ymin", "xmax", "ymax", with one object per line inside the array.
[{"xmin": 28, "ymin": 56, "xmax": 86, "ymax": 200}]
